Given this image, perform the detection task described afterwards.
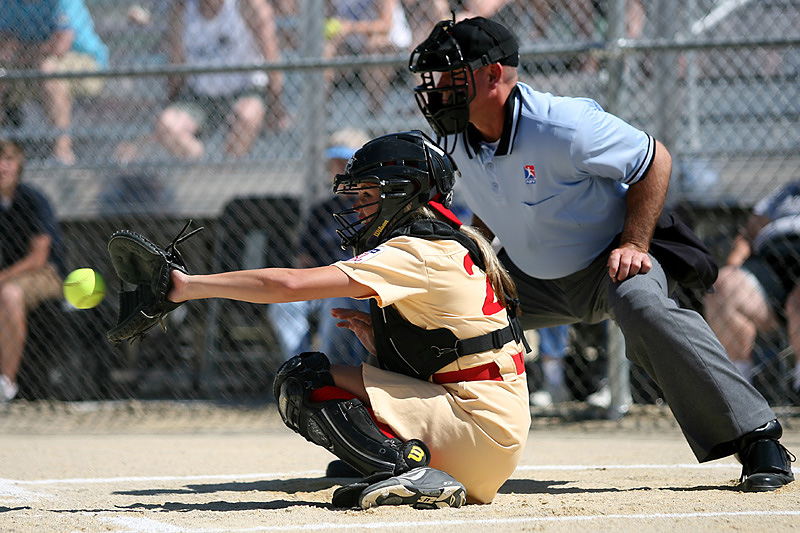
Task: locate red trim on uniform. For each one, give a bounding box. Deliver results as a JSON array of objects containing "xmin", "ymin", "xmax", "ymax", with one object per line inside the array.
[
  {"xmin": 373, "ymin": 417, "xmax": 397, "ymax": 440},
  {"xmin": 429, "ymin": 200, "xmax": 463, "ymax": 227},
  {"xmin": 512, "ymin": 350, "xmax": 526, "ymax": 375},
  {"xmin": 310, "ymin": 386, "xmax": 356, "ymax": 403},
  {"xmin": 432, "ymin": 351, "xmax": 525, "ymax": 384},
  {"xmin": 309, "ymin": 386, "xmax": 397, "ymax": 439}
]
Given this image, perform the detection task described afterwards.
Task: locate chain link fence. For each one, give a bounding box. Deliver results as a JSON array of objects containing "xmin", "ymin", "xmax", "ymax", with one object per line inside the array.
[{"xmin": 2, "ymin": 1, "xmax": 799, "ymax": 417}]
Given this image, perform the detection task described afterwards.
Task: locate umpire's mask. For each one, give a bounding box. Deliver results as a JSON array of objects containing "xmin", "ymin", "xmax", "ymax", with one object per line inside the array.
[{"xmin": 409, "ymin": 17, "xmax": 519, "ymax": 146}]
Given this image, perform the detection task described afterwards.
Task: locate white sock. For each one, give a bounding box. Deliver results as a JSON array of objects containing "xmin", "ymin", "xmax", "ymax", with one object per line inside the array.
[{"xmin": 733, "ymin": 360, "xmax": 754, "ymax": 382}]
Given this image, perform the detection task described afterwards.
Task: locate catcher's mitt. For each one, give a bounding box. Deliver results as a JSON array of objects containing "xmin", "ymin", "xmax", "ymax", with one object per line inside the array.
[{"xmin": 106, "ymin": 220, "xmax": 203, "ymax": 344}]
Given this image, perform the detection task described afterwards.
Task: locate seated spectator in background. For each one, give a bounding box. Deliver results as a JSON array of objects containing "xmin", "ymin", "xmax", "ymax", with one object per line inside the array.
[
  {"xmin": 324, "ymin": 0, "xmax": 411, "ymax": 111},
  {"xmin": 706, "ymin": 180, "xmax": 800, "ymax": 398},
  {"xmin": 154, "ymin": 0, "xmax": 287, "ymax": 160},
  {"xmin": 50, "ymin": 0, "xmax": 110, "ymax": 164},
  {"xmin": 0, "ymin": 0, "xmax": 82, "ymax": 165},
  {"xmin": 269, "ymin": 127, "xmax": 371, "ymax": 364},
  {"xmin": 0, "ymin": 140, "xmax": 65, "ymax": 402}
]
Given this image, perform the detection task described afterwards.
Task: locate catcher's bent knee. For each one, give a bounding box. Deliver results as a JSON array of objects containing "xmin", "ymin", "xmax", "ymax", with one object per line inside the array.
[
  {"xmin": 273, "ymin": 351, "xmax": 334, "ymax": 406},
  {"xmin": 273, "ymin": 352, "xmax": 430, "ymax": 476}
]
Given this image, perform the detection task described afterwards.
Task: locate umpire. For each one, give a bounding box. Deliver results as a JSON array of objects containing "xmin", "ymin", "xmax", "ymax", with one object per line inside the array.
[{"xmin": 408, "ymin": 16, "xmax": 795, "ymax": 491}]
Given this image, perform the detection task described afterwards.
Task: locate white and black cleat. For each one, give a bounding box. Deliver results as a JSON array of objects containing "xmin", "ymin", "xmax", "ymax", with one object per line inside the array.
[{"xmin": 358, "ymin": 466, "xmax": 466, "ymax": 510}]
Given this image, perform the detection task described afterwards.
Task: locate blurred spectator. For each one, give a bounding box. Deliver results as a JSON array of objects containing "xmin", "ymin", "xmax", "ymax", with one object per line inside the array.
[
  {"xmin": 568, "ymin": 0, "xmax": 646, "ymax": 42},
  {"xmin": 0, "ymin": 0, "xmax": 107, "ymax": 165},
  {"xmin": 706, "ymin": 180, "xmax": 800, "ymax": 399},
  {"xmin": 400, "ymin": 0, "xmax": 450, "ymax": 51},
  {"xmin": 324, "ymin": 0, "xmax": 412, "ymax": 111},
  {"xmin": 50, "ymin": 0, "xmax": 110, "ymax": 164},
  {"xmin": 97, "ymin": 173, "xmax": 175, "ymax": 217},
  {"xmin": 455, "ymin": 0, "xmax": 550, "ymax": 43},
  {"xmin": 0, "ymin": 140, "xmax": 65, "ymax": 402},
  {"xmin": 269, "ymin": 127, "xmax": 371, "ymax": 364},
  {"xmin": 153, "ymin": 0, "xmax": 287, "ymax": 160},
  {"xmin": 529, "ymin": 325, "xmax": 571, "ymax": 407},
  {"xmin": 456, "ymin": 0, "xmax": 645, "ymax": 71}
]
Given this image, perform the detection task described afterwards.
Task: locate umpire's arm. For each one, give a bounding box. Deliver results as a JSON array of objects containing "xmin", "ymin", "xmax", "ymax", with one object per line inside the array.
[{"xmin": 608, "ymin": 139, "xmax": 672, "ymax": 282}]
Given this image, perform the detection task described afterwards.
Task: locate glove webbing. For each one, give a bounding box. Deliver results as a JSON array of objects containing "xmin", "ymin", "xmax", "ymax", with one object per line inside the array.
[{"xmin": 164, "ymin": 219, "xmax": 204, "ymax": 269}]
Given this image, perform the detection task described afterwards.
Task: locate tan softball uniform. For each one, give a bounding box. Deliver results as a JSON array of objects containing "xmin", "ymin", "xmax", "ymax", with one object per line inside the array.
[{"xmin": 334, "ymin": 236, "xmax": 531, "ymax": 504}]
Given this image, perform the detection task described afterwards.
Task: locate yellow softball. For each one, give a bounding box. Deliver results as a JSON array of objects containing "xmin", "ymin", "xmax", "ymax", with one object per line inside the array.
[
  {"xmin": 63, "ymin": 268, "xmax": 106, "ymax": 309},
  {"xmin": 324, "ymin": 17, "xmax": 343, "ymax": 40}
]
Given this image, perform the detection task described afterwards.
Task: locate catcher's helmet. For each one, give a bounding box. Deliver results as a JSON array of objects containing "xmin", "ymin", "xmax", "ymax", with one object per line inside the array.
[
  {"xmin": 333, "ymin": 130, "xmax": 457, "ymax": 255},
  {"xmin": 409, "ymin": 17, "xmax": 519, "ymax": 143}
]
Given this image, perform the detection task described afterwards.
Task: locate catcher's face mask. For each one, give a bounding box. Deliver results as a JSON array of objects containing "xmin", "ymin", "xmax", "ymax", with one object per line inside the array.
[{"xmin": 333, "ymin": 131, "xmax": 457, "ymax": 255}]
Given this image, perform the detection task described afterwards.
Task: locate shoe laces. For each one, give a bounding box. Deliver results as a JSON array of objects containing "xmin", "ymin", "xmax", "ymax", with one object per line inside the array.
[
  {"xmin": 785, "ymin": 445, "xmax": 797, "ymax": 464},
  {"xmin": 738, "ymin": 441, "xmax": 796, "ymax": 483}
]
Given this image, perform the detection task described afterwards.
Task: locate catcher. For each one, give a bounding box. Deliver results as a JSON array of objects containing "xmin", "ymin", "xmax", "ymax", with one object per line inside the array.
[{"xmin": 108, "ymin": 131, "xmax": 530, "ymax": 509}]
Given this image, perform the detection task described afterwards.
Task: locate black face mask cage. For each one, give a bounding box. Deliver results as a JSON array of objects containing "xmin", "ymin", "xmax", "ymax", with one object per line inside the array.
[
  {"xmin": 409, "ymin": 21, "xmax": 476, "ymax": 152},
  {"xmin": 332, "ymin": 179, "xmax": 380, "ymax": 252},
  {"xmin": 333, "ymin": 207, "xmax": 376, "ymax": 253},
  {"xmin": 333, "ymin": 174, "xmax": 422, "ymax": 254},
  {"xmin": 412, "ymin": 68, "xmax": 473, "ymax": 145},
  {"xmin": 409, "ymin": 19, "xmax": 459, "ymax": 73}
]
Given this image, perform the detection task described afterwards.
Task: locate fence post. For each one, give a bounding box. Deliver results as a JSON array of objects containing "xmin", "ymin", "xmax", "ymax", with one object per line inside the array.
[
  {"xmin": 602, "ymin": 0, "xmax": 633, "ymax": 419},
  {"xmin": 299, "ymin": 0, "xmax": 327, "ymax": 204},
  {"xmin": 603, "ymin": 0, "xmax": 626, "ymax": 115},
  {"xmin": 652, "ymin": 0, "xmax": 682, "ymax": 150}
]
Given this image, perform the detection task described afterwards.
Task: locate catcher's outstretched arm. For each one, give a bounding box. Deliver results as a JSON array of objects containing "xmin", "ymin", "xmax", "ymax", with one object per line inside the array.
[{"xmin": 168, "ymin": 266, "xmax": 376, "ymax": 305}]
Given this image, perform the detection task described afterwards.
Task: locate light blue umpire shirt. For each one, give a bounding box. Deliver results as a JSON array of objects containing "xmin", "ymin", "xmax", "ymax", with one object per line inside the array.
[{"xmin": 450, "ymin": 82, "xmax": 656, "ymax": 279}]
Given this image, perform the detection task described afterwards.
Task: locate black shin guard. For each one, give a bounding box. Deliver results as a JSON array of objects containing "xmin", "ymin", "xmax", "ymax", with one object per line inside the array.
[
  {"xmin": 310, "ymin": 398, "xmax": 430, "ymax": 475},
  {"xmin": 273, "ymin": 352, "xmax": 430, "ymax": 477}
]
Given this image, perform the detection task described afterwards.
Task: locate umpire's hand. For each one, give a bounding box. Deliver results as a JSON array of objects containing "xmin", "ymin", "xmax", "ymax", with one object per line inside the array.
[{"xmin": 607, "ymin": 243, "xmax": 652, "ymax": 283}]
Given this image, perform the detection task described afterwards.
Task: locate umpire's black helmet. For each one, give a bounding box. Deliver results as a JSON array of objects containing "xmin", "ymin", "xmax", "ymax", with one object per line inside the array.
[{"xmin": 333, "ymin": 130, "xmax": 457, "ymax": 255}]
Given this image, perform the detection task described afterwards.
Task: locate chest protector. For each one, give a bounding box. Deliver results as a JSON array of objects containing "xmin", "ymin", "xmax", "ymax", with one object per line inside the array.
[{"xmin": 369, "ymin": 219, "xmax": 528, "ymax": 380}]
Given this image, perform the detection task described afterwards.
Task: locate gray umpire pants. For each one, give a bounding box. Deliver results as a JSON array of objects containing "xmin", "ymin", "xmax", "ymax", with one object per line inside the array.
[{"xmin": 500, "ymin": 249, "xmax": 776, "ymax": 462}]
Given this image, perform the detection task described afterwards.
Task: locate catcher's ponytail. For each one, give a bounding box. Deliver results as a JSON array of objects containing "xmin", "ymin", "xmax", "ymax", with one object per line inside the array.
[{"xmin": 459, "ymin": 224, "xmax": 518, "ymax": 311}]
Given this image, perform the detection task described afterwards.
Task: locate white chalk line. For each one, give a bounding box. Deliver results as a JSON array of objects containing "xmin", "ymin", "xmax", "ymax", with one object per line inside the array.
[
  {"xmin": 4, "ymin": 470, "xmax": 326, "ymax": 486},
  {"xmin": 0, "ymin": 463, "xmax": 746, "ymax": 506},
  {"xmin": 98, "ymin": 511, "xmax": 800, "ymax": 533},
  {"xmin": 0, "ymin": 478, "xmax": 52, "ymax": 503},
  {"xmin": 0, "ymin": 463, "xmax": 757, "ymax": 507},
  {"xmin": 5, "ymin": 464, "xmax": 798, "ymax": 532},
  {"xmin": 4, "ymin": 463, "xmax": 754, "ymax": 487}
]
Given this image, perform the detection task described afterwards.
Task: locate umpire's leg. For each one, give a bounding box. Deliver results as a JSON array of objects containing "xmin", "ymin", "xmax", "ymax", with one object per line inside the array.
[{"xmin": 607, "ymin": 256, "xmax": 776, "ymax": 461}]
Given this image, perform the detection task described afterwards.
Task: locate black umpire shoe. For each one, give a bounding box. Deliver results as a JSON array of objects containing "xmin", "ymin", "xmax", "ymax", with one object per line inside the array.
[{"xmin": 736, "ymin": 419, "xmax": 796, "ymax": 492}]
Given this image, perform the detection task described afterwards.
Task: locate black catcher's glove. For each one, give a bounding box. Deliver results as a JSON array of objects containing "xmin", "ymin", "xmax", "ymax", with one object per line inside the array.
[{"xmin": 106, "ymin": 220, "xmax": 203, "ymax": 343}]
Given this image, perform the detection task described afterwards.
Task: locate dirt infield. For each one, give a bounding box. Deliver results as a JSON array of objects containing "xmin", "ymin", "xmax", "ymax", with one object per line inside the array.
[{"xmin": 2, "ymin": 401, "xmax": 799, "ymax": 532}]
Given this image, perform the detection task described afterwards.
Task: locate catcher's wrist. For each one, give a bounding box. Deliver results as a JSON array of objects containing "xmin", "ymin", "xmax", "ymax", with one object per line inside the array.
[{"xmin": 168, "ymin": 270, "xmax": 188, "ymax": 302}]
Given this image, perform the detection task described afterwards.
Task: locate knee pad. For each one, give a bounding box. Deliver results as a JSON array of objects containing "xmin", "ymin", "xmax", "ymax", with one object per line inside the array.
[
  {"xmin": 273, "ymin": 352, "xmax": 429, "ymax": 476},
  {"xmin": 273, "ymin": 352, "xmax": 335, "ymax": 431}
]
